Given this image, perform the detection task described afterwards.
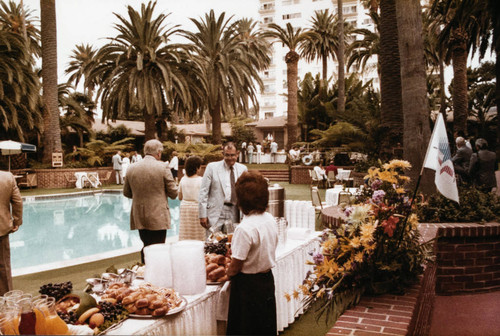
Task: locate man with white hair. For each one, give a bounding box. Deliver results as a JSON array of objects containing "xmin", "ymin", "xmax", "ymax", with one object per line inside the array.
[
  {"xmin": 468, "ymin": 138, "xmax": 498, "ymax": 192},
  {"xmin": 124, "ymin": 140, "xmax": 178, "ymax": 263},
  {"xmin": 452, "ymin": 136, "xmax": 473, "ymax": 183}
]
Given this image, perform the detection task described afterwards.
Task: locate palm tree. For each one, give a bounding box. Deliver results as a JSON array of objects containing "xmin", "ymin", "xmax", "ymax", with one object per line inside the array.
[
  {"xmin": 396, "ymin": 0, "xmax": 431, "ymax": 182},
  {"xmin": 336, "ymin": 0, "xmax": 346, "ymax": 116},
  {"xmin": 0, "ymin": 30, "xmax": 41, "ymax": 141},
  {"xmin": 484, "ymin": 0, "xmax": 499, "ymax": 149},
  {"xmin": 346, "ymin": 11, "xmax": 379, "ymax": 74},
  {"xmin": 181, "ymin": 10, "xmax": 268, "ymax": 144},
  {"xmin": 89, "ymin": 1, "xmax": 191, "ymax": 140},
  {"xmin": 379, "ymin": 0, "xmax": 403, "ymax": 157},
  {"xmin": 40, "ymin": 0, "xmax": 62, "ymax": 163},
  {"xmin": 300, "ymin": 10, "xmax": 338, "ymax": 81},
  {"xmin": 431, "ymin": 0, "xmax": 490, "ymax": 136},
  {"xmin": 264, "ymin": 23, "xmax": 309, "ymax": 147},
  {"xmin": 65, "ymin": 44, "xmax": 99, "ymax": 99},
  {"xmin": 0, "ymin": 0, "xmax": 41, "ymax": 57}
]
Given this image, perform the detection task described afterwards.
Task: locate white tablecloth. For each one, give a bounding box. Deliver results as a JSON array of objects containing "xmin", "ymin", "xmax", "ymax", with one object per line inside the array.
[
  {"xmin": 336, "ymin": 169, "xmax": 352, "ymax": 181},
  {"xmin": 259, "ymin": 153, "xmax": 287, "ymax": 163},
  {"xmin": 325, "ymin": 187, "xmax": 359, "ymax": 206},
  {"xmin": 105, "ymin": 234, "xmax": 320, "ymax": 335}
]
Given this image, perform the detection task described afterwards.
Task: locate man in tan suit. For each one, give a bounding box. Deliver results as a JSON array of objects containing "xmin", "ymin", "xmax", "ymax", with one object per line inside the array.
[
  {"xmin": 124, "ymin": 140, "xmax": 178, "ymax": 263},
  {"xmin": 0, "ymin": 171, "xmax": 22, "ymax": 295}
]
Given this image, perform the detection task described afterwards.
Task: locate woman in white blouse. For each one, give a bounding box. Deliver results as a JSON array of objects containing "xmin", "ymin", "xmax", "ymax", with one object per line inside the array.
[
  {"xmin": 178, "ymin": 156, "xmax": 204, "ymax": 241},
  {"xmin": 226, "ymin": 171, "xmax": 278, "ymax": 335}
]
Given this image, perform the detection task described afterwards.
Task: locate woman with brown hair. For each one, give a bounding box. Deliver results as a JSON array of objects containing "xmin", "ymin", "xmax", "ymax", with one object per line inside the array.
[
  {"xmin": 178, "ymin": 155, "xmax": 204, "ymax": 240},
  {"xmin": 226, "ymin": 171, "xmax": 278, "ymax": 335}
]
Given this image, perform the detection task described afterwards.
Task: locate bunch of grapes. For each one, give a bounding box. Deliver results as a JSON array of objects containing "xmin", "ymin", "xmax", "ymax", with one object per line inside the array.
[
  {"xmin": 98, "ymin": 301, "xmax": 125, "ymax": 321},
  {"xmin": 204, "ymin": 241, "xmax": 227, "ymax": 255},
  {"xmin": 39, "ymin": 281, "xmax": 73, "ymax": 300},
  {"xmin": 58, "ymin": 311, "xmax": 77, "ymax": 324}
]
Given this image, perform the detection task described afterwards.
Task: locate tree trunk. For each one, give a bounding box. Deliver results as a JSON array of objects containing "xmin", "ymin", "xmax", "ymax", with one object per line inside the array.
[
  {"xmin": 286, "ymin": 51, "xmax": 299, "ymax": 148},
  {"xmin": 144, "ymin": 112, "xmax": 156, "ymax": 141},
  {"xmin": 495, "ymin": 29, "xmax": 500, "ymax": 153},
  {"xmin": 396, "ymin": 0, "xmax": 432, "ymax": 192},
  {"xmin": 322, "ymin": 53, "xmax": 328, "ymax": 81},
  {"xmin": 379, "ymin": 0, "xmax": 403, "ymax": 159},
  {"xmin": 439, "ymin": 59, "xmax": 447, "ymax": 120},
  {"xmin": 40, "ymin": 0, "xmax": 62, "ymax": 164},
  {"xmin": 337, "ymin": 0, "xmax": 345, "ymax": 115},
  {"xmin": 211, "ymin": 100, "xmax": 222, "ymax": 144},
  {"xmin": 450, "ymin": 30, "xmax": 468, "ymax": 136}
]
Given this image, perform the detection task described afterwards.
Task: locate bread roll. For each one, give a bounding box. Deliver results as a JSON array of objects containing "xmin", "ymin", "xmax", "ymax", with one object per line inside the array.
[
  {"xmin": 152, "ymin": 306, "xmax": 168, "ymax": 317},
  {"xmin": 148, "ymin": 300, "xmax": 164, "ymax": 310},
  {"xmin": 208, "ymin": 266, "xmax": 225, "ymax": 281},
  {"xmin": 135, "ymin": 298, "xmax": 149, "ymax": 308},
  {"xmin": 215, "ymin": 255, "xmax": 226, "ymax": 266},
  {"xmin": 135, "ymin": 307, "xmax": 151, "ymax": 315},
  {"xmin": 206, "ymin": 263, "xmax": 218, "ymax": 273}
]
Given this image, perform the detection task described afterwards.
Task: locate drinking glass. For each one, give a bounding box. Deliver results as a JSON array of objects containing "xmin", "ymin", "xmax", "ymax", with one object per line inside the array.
[
  {"xmin": 0, "ymin": 307, "xmax": 20, "ymax": 335},
  {"xmin": 17, "ymin": 297, "xmax": 36, "ymax": 335},
  {"xmin": 43, "ymin": 297, "xmax": 68, "ymax": 335},
  {"xmin": 32, "ymin": 298, "xmax": 48, "ymax": 335}
]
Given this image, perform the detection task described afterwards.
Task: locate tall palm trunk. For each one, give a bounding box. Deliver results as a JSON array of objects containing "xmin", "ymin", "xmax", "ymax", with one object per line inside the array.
[
  {"xmin": 322, "ymin": 52, "xmax": 328, "ymax": 80},
  {"xmin": 40, "ymin": 0, "xmax": 62, "ymax": 163},
  {"xmin": 144, "ymin": 112, "xmax": 156, "ymax": 141},
  {"xmin": 396, "ymin": 0, "xmax": 431, "ymax": 188},
  {"xmin": 286, "ymin": 51, "xmax": 299, "ymax": 147},
  {"xmin": 379, "ymin": 0, "xmax": 403, "ymax": 158},
  {"xmin": 337, "ymin": 0, "xmax": 345, "ymax": 115},
  {"xmin": 211, "ymin": 100, "xmax": 222, "ymax": 144},
  {"xmin": 439, "ymin": 59, "xmax": 447, "ymax": 120},
  {"xmin": 450, "ymin": 28, "xmax": 468, "ymax": 136}
]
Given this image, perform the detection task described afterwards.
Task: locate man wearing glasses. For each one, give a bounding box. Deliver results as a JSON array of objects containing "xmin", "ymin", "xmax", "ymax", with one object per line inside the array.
[{"xmin": 199, "ymin": 142, "xmax": 248, "ymax": 231}]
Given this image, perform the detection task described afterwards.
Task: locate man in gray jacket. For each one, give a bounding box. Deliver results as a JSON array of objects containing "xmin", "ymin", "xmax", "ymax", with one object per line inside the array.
[
  {"xmin": 124, "ymin": 140, "xmax": 178, "ymax": 263},
  {"xmin": 0, "ymin": 171, "xmax": 22, "ymax": 295},
  {"xmin": 199, "ymin": 142, "xmax": 248, "ymax": 231},
  {"xmin": 112, "ymin": 150, "xmax": 123, "ymax": 184},
  {"xmin": 452, "ymin": 136, "xmax": 473, "ymax": 183}
]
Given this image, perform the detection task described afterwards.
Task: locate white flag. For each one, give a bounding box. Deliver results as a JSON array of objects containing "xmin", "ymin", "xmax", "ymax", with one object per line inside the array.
[{"xmin": 423, "ymin": 113, "xmax": 459, "ymax": 203}]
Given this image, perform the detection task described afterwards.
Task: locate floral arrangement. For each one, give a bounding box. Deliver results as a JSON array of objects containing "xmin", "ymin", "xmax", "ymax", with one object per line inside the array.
[{"xmin": 286, "ymin": 160, "xmax": 433, "ymax": 323}]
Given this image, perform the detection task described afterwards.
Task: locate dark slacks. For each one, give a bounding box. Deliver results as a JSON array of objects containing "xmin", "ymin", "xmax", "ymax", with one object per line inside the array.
[
  {"xmin": 226, "ymin": 271, "xmax": 277, "ymax": 336},
  {"xmin": 138, "ymin": 229, "xmax": 167, "ymax": 264},
  {"xmin": 0, "ymin": 235, "xmax": 12, "ymax": 295}
]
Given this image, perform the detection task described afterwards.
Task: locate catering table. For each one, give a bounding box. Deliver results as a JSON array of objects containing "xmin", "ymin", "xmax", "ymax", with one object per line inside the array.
[
  {"xmin": 325, "ymin": 187, "xmax": 359, "ymax": 206},
  {"xmin": 105, "ymin": 233, "xmax": 320, "ymax": 335}
]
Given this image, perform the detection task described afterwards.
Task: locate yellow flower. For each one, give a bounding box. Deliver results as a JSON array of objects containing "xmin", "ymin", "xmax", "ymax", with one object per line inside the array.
[
  {"xmin": 395, "ymin": 187, "xmax": 406, "ymax": 194},
  {"xmin": 350, "ymin": 236, "xmax": 361, "ymax": 248},
  {"xmin": 350, "ymin": 204, "xmax": 372, "ymax": 225},
  {"xmin": 299, "ymin": 284, "xmax": 310, "ymax": 295},
  {"xmin": 360, "ymin": 223, "xmax": 376, "ymax": 243},
  {"xmin": 378, "ymin": 170, "xmax": 398, "ymax": 184},
  {"xmin": 384, "ymin": 160, "xmax": 412, "ymax": 170},
  {"xmin": 315, "ymin": 257, "xmax": 340, "ymax": 280},
  {"xmin": 408, "ymin": 213, "xmax": 419, "ymax": 230},
  {"xmin": 399, "ymin": 175, "xmax": 411, "ymax": 183},
  {"xmin": 363, "ymin": 241, "xmax": 376, "ymax": 252},
  {"xmin": 284, "ymin": 292, "xmax": 291, "ymax": 302},
  {"xmin": 322, "ymin": 237, "xmax": 338, "ymax": 254},
  {"xmin": 354, "ymin": 251, "xmax": 364, "ymax": 262},
  {"xmin": 292, "ymin": 290, "xmax": 300, "ymax": 299},
  {"xmin": 364, "ymin": 167, "xmax": 380, "ymax": 181}
]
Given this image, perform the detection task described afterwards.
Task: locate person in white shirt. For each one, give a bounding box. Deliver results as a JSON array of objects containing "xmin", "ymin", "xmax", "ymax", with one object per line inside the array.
[
  {"xmin": 178, "ymin": 156, "xmax": 204, "ymax": 241},
  {"xmin": 255, "ymin": 142, "xmax": 262, "ymax": 164},
  {"xmin": 270, "ymin": 140, "xmax": 278, "ymax": 163},
  {"xmin": 121, "ymin": 153, "xmax": 131, "ymax": 180},
  {"xmin": 112, "ymin": 151, "xmax": 123, "ymax": 184},
  {"xmin": 168, "ymin": 151, "xmax": 179, "ymax": 183},
  {"xmin": 313, "ymin": 163, "xmax": 328, "ymax": 188},
  {"xmin": 131, "ymin": 151, "xmax": 143, "ymax": 163},
  {"xmin": 247, "ymin": 142, "xmax": 255, "ymax": 164},
  {"xmin": 226, "ymin": 171, "xmax": 278, "ymax": 336},
  {"xmin": 289, "ymin": 145, "xmax": 300, "ymax": 164}
]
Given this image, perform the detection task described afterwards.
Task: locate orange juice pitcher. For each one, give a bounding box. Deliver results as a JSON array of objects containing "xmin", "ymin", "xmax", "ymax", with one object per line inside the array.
[
  {"xmin": 43, "ymin": 298, "xmax": 68, "ymax": 335},
  {"xmin": 32, "ymin": 298, "xmax": 48, "ymax": 335}
]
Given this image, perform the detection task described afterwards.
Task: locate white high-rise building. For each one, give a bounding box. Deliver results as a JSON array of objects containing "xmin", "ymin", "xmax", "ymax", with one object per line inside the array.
[{"xmin": 257, "ymin": 0, "xmax": 378, "ymax": 120}]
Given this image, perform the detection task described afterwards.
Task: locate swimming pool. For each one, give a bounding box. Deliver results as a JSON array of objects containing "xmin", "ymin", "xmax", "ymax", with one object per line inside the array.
[{"xmin": 11, "ymin": 191, "xmax": 180, "ymax": 276}]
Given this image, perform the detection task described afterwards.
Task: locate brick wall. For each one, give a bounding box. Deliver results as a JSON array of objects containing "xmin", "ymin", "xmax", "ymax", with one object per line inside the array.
[
  {"xmin": 435, "ymin": 223, "xmax": 500, "ymax": 294},
  {"xmin": 19, "ymin": 167, "xmax": 114, "ymax": 189}
]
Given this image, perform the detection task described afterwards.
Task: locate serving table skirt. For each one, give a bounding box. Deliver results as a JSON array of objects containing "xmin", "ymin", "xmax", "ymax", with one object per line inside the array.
[{"xmin": 105, "ymin": 234, "xmax": 320, "ymax": 335}]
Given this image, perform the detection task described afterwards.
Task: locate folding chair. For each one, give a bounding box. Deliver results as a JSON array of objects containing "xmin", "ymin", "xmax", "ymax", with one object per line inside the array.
[
  {"xmin": 327, "ymin": 170, "xmax": 336, "ymax": 188},
  {"xmin": 311, "ymin": 186, "xmax": 327, "ymax": 221},
  {"xmin": 338, "ymin": 191, "xmax": 352, "ymax": 205},
  {"xmin": 309, "ymin": 169, "xmax": 320, "ymax": 188}
]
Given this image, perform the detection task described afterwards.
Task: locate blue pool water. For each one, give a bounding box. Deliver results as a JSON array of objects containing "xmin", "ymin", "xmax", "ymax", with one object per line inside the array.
[{"xmin": 11, "ymin": 192, "xmax": 180, "ymax": 274}]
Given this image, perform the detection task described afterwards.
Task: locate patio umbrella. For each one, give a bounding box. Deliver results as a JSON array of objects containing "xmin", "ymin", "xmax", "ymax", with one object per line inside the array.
[{"xmin": 0, "ymin": 140, "xmax": 37, "ymax": 171}]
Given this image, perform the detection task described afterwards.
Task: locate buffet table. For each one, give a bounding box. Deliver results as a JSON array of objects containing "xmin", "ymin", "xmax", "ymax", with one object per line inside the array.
[{"xmin": 105, "ymin": 233, "xmax": 320, "ymax": 335}]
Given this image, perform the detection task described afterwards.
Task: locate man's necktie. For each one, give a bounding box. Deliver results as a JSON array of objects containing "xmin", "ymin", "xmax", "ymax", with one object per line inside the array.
[{"xmin": 230, "ymin": 166, "xmax": 236, "ymax": 205}]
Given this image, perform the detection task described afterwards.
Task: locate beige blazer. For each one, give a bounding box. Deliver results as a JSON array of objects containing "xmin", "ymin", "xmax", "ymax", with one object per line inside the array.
[
  {"xmin": 0, "ymin": 171, "xmax": 22, "ymax": 237},
  {"xmin": 123, "ymin": 155, "xmax": 178, "ymax": 230}
]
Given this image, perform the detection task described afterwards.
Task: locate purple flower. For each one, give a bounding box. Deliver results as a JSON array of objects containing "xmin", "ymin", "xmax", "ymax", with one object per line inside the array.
[
  {"xmin": 372, "ymin": 190, "xmax": 386, "ymax": 204},
  {"xmin": 344, "ymin": 206, "xmax": 354, "ymax": 217},
  {"xmin": 371, "ymin": 179, "xmax": 382, "ymax": 190},
  {"xmin": 313, "ymin": 252, "xmax": 324, "ymax": 265}
]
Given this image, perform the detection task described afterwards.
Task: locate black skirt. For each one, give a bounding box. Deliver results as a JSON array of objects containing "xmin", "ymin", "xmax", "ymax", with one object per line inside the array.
[{"xmin": 226, "ymin": 271, "xmax": 277, "ymax": 336}]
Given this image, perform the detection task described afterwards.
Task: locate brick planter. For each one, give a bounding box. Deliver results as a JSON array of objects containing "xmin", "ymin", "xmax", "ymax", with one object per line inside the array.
[{"xmin": 14, "ymin": 167, "xmax": 114, "ymax": 189}]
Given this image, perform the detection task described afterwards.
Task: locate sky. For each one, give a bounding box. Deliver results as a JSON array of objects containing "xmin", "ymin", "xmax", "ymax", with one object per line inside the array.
[{"xmin": 22, "ymin": 0, "xmax": 260, "ymax": 82}]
